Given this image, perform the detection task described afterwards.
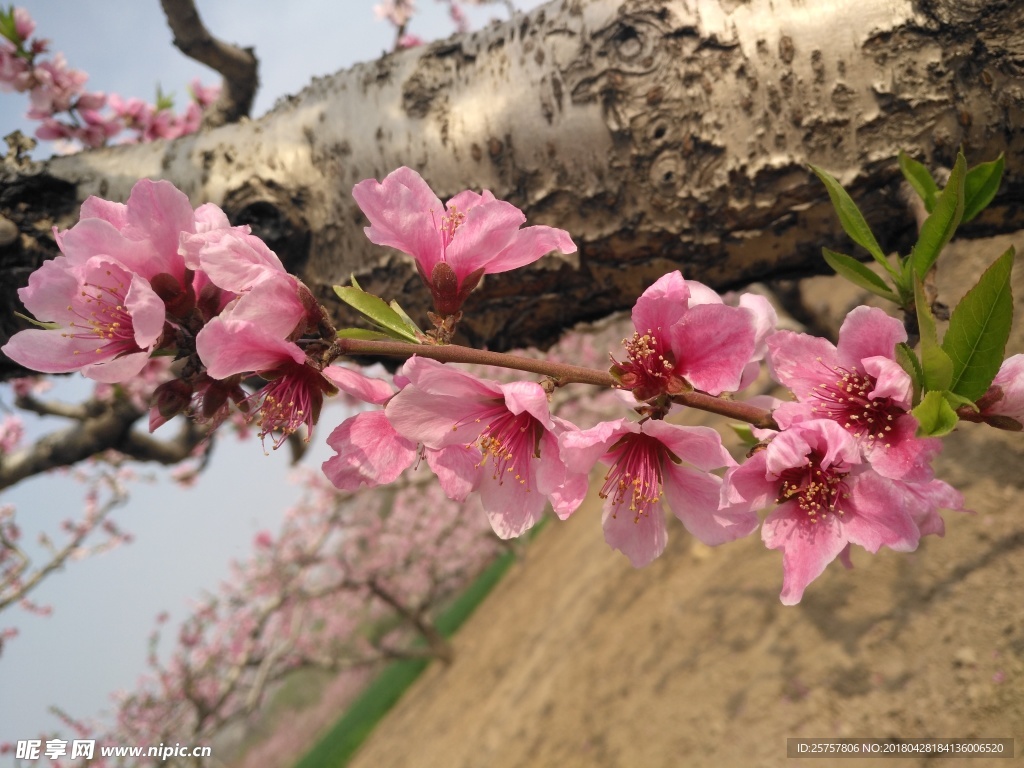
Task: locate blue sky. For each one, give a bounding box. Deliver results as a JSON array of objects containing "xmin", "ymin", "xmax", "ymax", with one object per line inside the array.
[{"xmin": 0, "ymin": 0, "xmax": 544, "ymax": 757}]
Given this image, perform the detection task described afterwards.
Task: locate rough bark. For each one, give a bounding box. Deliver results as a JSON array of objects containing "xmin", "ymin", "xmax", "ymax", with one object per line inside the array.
[{"xmin": 2, "ymin": 0, "xmax": 1023, "ymax": 378}]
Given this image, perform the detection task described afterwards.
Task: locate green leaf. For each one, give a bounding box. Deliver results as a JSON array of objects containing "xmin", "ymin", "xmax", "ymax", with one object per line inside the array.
[
  {"xmin": 912, "ymin": 390, "xmax": 959, "ymax": 437},
  {"xmin": 915, "ymin": 278, "xmax": 953, "ymax": 391},
  {"xmin": 894, "ymin": 342, "xmax": 923, "ymax": 406},
  {"xmin": 335, "ymin": 327, "xmax": 401, "ymax": 342},
  {"xmin": 943, "ymin": 390, "xmax": 978, "ymax": 413},
  {"xmin": 389, "ymin": 300, "xmax": 424, "ymax": 337},
  {"xmin": 809, "ymin": 164, "xmax": 895, "ymax": 275},
  {"xmin": 962, "ymin": 153, "xmax": 1005, "ymax": 223},
  {"xmin": 898, "ymin": 151, "xmax": 939, "ymax": 212},
  {"xmin": 911, "ymin": 152, "xmax": 966, "ymax": 277},
  {"xmin": 333, "ymin": 284, "xmax": 422, "ymax": 343},
  {"xmin": 822, "ymin": 248, "xmax": 898, "ymax": 302},
  {"xmin": 941, "ymin": 246, "xmax": 1014, "ymax": 401},
  {"xmin": 728, "ymin": 424, "xmax": 759, "ymax": 446}
]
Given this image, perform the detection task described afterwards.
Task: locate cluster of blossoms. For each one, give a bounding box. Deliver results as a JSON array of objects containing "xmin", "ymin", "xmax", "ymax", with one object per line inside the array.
[
  {"xmin": 374, "ymin": 0, "xmax": 509, "ymax": 49},
  {"xmin": 0, "ymin": 6, "xmax": 219, "ymax": 148},
  {"xmin": 5, "ymin": 164, "xmax": 1020, "ymax": 606}
]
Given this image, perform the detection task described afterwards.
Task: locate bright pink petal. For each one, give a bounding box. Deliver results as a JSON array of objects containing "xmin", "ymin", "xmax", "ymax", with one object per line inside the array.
[
  {"xmin": 443, "ymin": 200, "xmax": 524, "ymax": 277},
  {"xmin": 401, "ymin": 356, "xmax": 500, "ymax": 401},
  {"xmin": 632, "ymin": 271, "xmax": 691, "ymax": 336},
  {"xmin": 2, "ymin": 328, "xmax": 101, "ymax": 373},
  {"xmin": 182, "ymin": 228, "xmax": 285, "ymax": 292},
  {"xmin": 671, "ymin": 303, "xmax": 755, "ymax": 394},
  {"xmin": 57, "ymin": 218, "xmax": 163, "ymax": 277},
  {"xmin": 223, "ymin": 274, "xmax": 307, "ymax": 339},
  {"xmin": 762, "ymin": 506, "xmax": 849, "ymax": 605},
  {"xmin": 465, "ymin": 221, "xmax": 576, "ymax": 276},
  {"xmin": 196, "ymin": 318, "xmax": 304, "ymax": 379},
  {"xmin": 352, "ymin": 167, "xmax": 443, "ymax": 272},
  {"xmin": 322, "ymin": 411, "xmax": 416, "ymax": 491},
  {"xmin": 841, "ymin": 472, "xmax": 920, "ymax": 553},
  {"xmin": 720, "ymin": 452, "xmax": 775, "ymax": 512},
  {"xmin": 835, "ymin": 305, "xmax": 907, "ymax": 370}
]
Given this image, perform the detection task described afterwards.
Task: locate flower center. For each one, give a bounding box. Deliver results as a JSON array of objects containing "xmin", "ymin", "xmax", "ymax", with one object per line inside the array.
[
  {"xmin": 613, "ymin": 328, "xmax": 680, "ymax": 400},
  {"xmin": 247, "ymin": 362, "xmax": 327, "ymax": 452},
  {"xmin": 776, "ymin": 450, "xmax": 850, "ymax": 523},
  {"xmin": 810, "ymin": 361, "xmax": 902, "ymax": 446},
  {"xmin": 439, "ymin": 205, "xmax": 465, "ymax": 255},
  {"xmin": 599, "ymin": 433, "xmax": 668, "ymax": 523},
  {"xmin": 65, "ymin": 271, "xmax": 137, "ymax": 356},
  {"xmin": 473, "ymin": 407, "xmax": 540, "ymax": 489}
]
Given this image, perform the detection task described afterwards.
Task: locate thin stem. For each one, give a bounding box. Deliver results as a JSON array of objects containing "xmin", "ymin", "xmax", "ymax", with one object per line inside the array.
[{"xmin": 332, "ymin": 338, "xmax": 778, "ymax": 429}]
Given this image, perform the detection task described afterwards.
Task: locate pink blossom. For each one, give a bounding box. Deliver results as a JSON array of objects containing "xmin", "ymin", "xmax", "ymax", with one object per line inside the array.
[
  {"xmin": 188, "ymin": 78, "xmax": 220, "ymax": 108},
  {"xmin": 560, "ymin": 418, "xmax": 752, "ymax": 566},
  {"xmin": 385, "ymin": 356, "xmax": 586, "ymax": 538},
  {"xmin": 979, "ymin": 354, "xmax": 1024, "ymax": 427},
  {"xmin": 57, "ymin": 179, "xmax": 201, "ymax": 296},
  {"xmin": 767, "ymin": 305, "xmax": 934, "ymax": 479},
  {"xmin": 721, "ymin": 419, "xmax": 923, "ymax": 604},
  {"xmin": 322, "ymin": 410, "xmax": 418, "ymax": 492},
  {"xmin": 352, "ymin": 166, "xmax": 576, "ymax": 315},
  {"xmin": 196, "ymin": 318, "xmax": 338, "ymax": 449},
  {"xmin": 610, "ymin": 271, "xmax": 757, "ymax": 400},
  {"xmin": 2, "ymin": 255, "xmax": 165, "ymax": 382},
  {"xmin": 12, "ymin": 7, "xmax": 35, "ymax": 41}
]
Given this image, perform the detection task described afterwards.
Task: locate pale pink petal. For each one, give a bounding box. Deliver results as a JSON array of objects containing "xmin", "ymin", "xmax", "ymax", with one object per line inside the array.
[
  {"xmin": 322, "ymin": 411, "xmax": 416, "ymax": 491},
  {"xmin": 558, "ymin": 419, "xmax": 631, "ymax": 475},
  {"xmin": 401, "ymin": 356, "xmax": 500, "ymax": 401},
  {"xmin": 182, "ymin": 228, "xmax": 285, "ymax": 292},
  {"xmin": 425, "ymin": 445, "xmax": 480, "ymax": 502},
  {"xmin": 125, "ymin": 179, "xmax": 196, "ymax": 271},
  {"xmin": 16, "ymin": 256, "xmax": 80, "ymax": 323},
  {"xmin": 501, "ymin": 380, "xmax": 554, "ymax": 427},
  {"xmin": 57, "ymin": 218, "xmax": 163, "ymax": 277},
  {"xmin": 861, "ymin": 355, "xmax": 913, "ymax": 407},
  {"xmin": 663, "ymin": 464, "xmax": 754, "ymax": 545},
  {"xmin": 445, "ymin": 188, "xmax": 496, "ymax": 212},
  {"xmin": 766, "ymin": 331, "xmax": 838, "ymax": 398},
  {"xmin": 602, "ymin": 499, "xmax": 668, "ymax": 567},
  {"xmin": 79, "ymin": 196, "xmax": 127, "ymax": 228},
  {"xmin": 988, "ymin": 354, "xmax": 1024, "ymax": 421},
  {"xmin": 82, "ymin": 350, "xmax": 152, "ymax": 383},
  {"xmin": 3, "ymin": 328, "xmax": 101, "ymax": 373},
  {"xmin": 193, "ymin": 203, "xmax": 231, "ymax": 232},
  {"xmin": 642, "ymin": 420, "xmax": 735, "ymax": 472},
  {"xmin": 321, "ymin": 366, "xmax": 395, "ymax": 405},
  {"xmin": 478, "ymin": 467, "xmax": 547, "ymax": 539},
  {"xmin": 125, "ymin": 275, "xmax": 166, "ymax": 348},
  {"xmin": 683, "ymin": 279, "xmax": 723, "ymax": 306},
  {"xmin": 720, "ymin": 453, "xmax": 775, "ymax": 512}
]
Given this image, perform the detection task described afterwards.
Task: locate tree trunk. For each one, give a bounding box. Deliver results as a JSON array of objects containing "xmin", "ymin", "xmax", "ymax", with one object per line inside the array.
[{"xmin": 2, "ymin": 0, "xmax": 1022, "ymax": 376}]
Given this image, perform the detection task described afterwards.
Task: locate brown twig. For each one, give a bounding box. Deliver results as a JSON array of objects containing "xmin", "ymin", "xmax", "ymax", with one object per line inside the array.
[{"xmin": 159, "ymin": 0, "xmax": 259, "ymax": 127}]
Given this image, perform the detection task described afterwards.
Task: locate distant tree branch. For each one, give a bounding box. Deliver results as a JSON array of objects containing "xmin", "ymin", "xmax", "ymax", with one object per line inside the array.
[
  {"xmin": 159, "ymin": 0, "xmax": 259, "ymax": 126},
  {"xmin": 0, "ymin": 398, "xmax": 209, "ymax": 491}
]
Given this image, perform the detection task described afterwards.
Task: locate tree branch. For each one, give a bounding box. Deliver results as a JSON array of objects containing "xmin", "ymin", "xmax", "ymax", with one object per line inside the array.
[{"xmin": 159, "ymin": 0, "xmax": 259, "ymax": 126}]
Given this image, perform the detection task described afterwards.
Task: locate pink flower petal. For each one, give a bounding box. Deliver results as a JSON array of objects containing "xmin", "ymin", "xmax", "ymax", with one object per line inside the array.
[
  {"xmin": 321, "ymin": 365, "xmax": 395, "ymax": 405},
  {"xmin": 322, "ymin": 411, "xmax": 416, "ymax": 491},
  {"xmin": 836, "ymin": 305, "xmax": 907, "ymax": 370},
  {"xmin": 602, "ymin": 499, "xmax": 668, "ymax": 567},
  {"xmin": 762, "ymin": 506, "xmax": 849, "ymax": 605}
]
